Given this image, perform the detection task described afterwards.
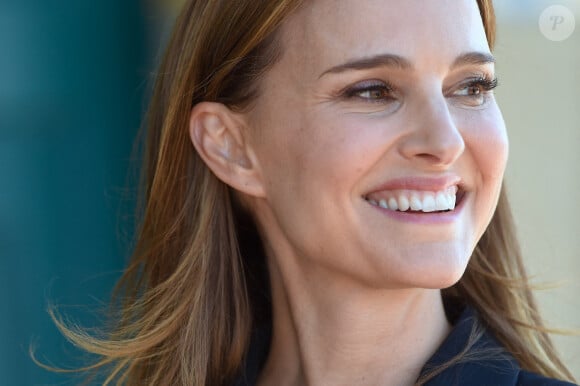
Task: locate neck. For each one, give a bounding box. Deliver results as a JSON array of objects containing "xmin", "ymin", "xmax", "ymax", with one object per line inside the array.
[{"xmin": 257, "ymin": 256, "xmax": 452, "ymax": 386}]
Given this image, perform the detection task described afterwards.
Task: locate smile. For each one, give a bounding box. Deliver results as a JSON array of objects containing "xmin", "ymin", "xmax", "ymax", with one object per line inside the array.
[{"xmin": 364, "ymin": 186, "xmax": 465, "ymax": 213}]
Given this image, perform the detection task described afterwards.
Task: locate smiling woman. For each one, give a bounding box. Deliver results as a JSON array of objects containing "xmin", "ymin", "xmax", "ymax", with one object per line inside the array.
[{"xmin": 55, "ymin": 1, "xmax": 578, "ymax": 385}]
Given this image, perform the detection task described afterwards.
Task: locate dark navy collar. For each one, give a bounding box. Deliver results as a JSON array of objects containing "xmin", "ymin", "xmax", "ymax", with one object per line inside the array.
[{"xmin": 420, "ymin": 306, "xmax": 519, "ymax": 385}]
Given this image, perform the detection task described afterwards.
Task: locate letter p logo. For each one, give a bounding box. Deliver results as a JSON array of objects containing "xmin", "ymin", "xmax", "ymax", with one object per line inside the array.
[
  {"xmin": 550, "ymin": 15, "xmax": 565, "ymax": 30},
  {"xmin": 540, "ymin": 5, "xmax": 576, "ymax": 41}
]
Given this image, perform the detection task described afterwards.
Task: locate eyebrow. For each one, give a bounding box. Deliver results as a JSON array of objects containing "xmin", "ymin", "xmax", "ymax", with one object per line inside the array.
[
  {"xmin": 452, "ymin": 51, "xmax": 496, "ymax": 68},
  {"xmin": 318, "ymin": 51, "xmax": 496, "ymax": 78}
]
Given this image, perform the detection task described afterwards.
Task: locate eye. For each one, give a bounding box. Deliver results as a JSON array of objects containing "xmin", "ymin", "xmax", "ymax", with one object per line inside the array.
[
  {"xmin": 451, "ymin": 76, "xmax": 498, "ymax": 107},
  {"xmin": 343, "ymin": 80, "xmax": 396, "ymax": 103}
]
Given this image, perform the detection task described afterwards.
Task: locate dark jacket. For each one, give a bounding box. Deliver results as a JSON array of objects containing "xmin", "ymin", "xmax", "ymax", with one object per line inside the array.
[{"xmin": 232, "ymin": 306, "xmax": 577, "ymax": 386}]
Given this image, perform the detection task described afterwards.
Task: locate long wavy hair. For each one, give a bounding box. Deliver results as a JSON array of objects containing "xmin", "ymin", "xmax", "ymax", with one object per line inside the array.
[{"xmin": 53, "ymin": 0, "xmax": 576, "ymax": 385}]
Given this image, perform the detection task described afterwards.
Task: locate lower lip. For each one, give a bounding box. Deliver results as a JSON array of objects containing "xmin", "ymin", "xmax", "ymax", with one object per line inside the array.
[{"xmin": 368, "ymin": 194, "xmax": 467, "ymax": 224}]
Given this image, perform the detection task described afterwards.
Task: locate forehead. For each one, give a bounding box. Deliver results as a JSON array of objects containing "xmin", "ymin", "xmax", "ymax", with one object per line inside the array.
[{"xmin": 278, "ymin": 0, "xmax": 490, "ymax": 75}]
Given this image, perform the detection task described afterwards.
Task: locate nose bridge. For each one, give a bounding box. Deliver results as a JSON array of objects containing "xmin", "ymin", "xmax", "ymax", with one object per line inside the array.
[{"xmin": 399, "ymin": 90, "xmax": 465, "ymax": 167}]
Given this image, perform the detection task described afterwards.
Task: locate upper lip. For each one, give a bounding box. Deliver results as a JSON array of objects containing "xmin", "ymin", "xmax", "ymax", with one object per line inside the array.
[{"xmin": 365, "ymin": 175, "xmax": 463, "ymax": 194}]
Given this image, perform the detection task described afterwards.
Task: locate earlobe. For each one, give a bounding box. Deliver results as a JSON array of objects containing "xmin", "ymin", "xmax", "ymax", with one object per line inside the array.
[{"xmin": 189, "ymin": 102, "xmax": 265, "ymax": 197}]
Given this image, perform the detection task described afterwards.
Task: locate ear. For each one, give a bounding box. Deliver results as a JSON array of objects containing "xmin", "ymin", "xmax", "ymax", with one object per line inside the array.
[{"xmin": 189, "ymin": 102, "xmax": 265, "ymax": 197}]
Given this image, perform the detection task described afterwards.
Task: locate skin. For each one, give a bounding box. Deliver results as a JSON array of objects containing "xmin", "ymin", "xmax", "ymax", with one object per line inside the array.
[{"xmin": 190, "ymin": 0, "xmax": 508, "ymax": 385}]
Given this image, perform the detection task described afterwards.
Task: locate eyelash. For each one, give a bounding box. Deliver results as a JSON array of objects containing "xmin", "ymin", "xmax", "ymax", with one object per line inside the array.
[{"xmin": 459, "ymin": 75, "xmax": 499, "ymax": 96}]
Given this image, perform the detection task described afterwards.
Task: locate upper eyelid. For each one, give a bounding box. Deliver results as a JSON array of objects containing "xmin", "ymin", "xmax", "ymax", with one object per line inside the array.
[{"xmin": 340, "ymin": 79, "xmax": 393, "ymax": 94}]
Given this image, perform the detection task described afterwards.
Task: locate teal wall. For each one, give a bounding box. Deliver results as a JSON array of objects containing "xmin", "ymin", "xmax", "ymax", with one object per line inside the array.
[{"xmin": 0, "ymin": 0, "xmax": 147, "ymax": 384}]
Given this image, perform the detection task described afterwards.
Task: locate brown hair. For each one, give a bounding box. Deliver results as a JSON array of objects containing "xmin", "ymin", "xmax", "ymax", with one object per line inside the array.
[{"xmin": 53, "ymin": 1, "xmax": 576, "ymax": 385}]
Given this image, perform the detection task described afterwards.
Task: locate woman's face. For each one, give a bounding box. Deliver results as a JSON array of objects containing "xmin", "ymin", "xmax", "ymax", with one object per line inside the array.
[{"xmin": 245, "ymin": 0, "xmax": 508, "ymax": 289}]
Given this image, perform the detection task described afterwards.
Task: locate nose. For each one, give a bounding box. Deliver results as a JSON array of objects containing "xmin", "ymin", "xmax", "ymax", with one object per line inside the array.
[{"xmin": 398, "ymin": 94, "xmax": 465, "ymax": 168}]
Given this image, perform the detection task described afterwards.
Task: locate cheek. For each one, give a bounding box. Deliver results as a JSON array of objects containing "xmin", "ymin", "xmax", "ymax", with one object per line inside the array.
[
  {"xmin": 480, "ymin": 132, "xmax": 508, "ymax": 183},
  {"xmin": 251, "ymin": 112, "xmax": 389, "ymax": 254},
  {"xmin": 262, "ymin": 114, "xmax": 384, "ymax": 197},
  {"xmin": 459, "ymin": 104, "xmax": 508, "ymax": 230},
  {"xmin": 462, "ymin": 105, "xmax": 509, "ymax": 183}
]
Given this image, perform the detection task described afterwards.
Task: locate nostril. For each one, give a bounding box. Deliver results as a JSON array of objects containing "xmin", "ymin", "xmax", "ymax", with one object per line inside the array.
[{"xmin": 416, "ymin": 153, "xmax": 444, "ymax": 164}]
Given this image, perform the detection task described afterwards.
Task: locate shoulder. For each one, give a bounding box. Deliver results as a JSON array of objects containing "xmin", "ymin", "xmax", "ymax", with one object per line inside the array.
[{"xmin": 517, "ymin": 370, "xmax": 577, "ymax": 386}]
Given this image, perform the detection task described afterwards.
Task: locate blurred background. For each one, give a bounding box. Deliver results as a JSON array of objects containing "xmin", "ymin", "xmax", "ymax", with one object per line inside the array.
[
  {"xmin": 0, "ymin": 0, "xmax": 578, "ymax": 384},
  {"xmin": 494, "ymin": 0, "xmax": 580, "ymax": 380}
]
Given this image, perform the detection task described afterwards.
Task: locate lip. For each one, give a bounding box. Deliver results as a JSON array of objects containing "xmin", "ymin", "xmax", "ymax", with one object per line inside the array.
[
  {"xmin": 364, "ymin": 175, "xmax": 466, "ymax": 224},
  {"xmin": 365, "ymin": 175, "xmax": 462, "ymax": 194}
]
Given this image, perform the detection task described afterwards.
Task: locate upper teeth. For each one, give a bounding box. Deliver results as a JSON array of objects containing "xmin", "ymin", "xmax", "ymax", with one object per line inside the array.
[{"xmin": 366, "ymin": 186, "xmax": 458, "ymax": 213}]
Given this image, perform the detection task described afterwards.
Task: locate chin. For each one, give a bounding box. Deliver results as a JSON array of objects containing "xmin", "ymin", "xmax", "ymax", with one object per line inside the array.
[
  {"xmin": 366, "ymin": 243, "xmax": 473, "ymax": 290},
  {"xmin": 418, "ymin": 266, "xmax": 467, "ymax": 290}
]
